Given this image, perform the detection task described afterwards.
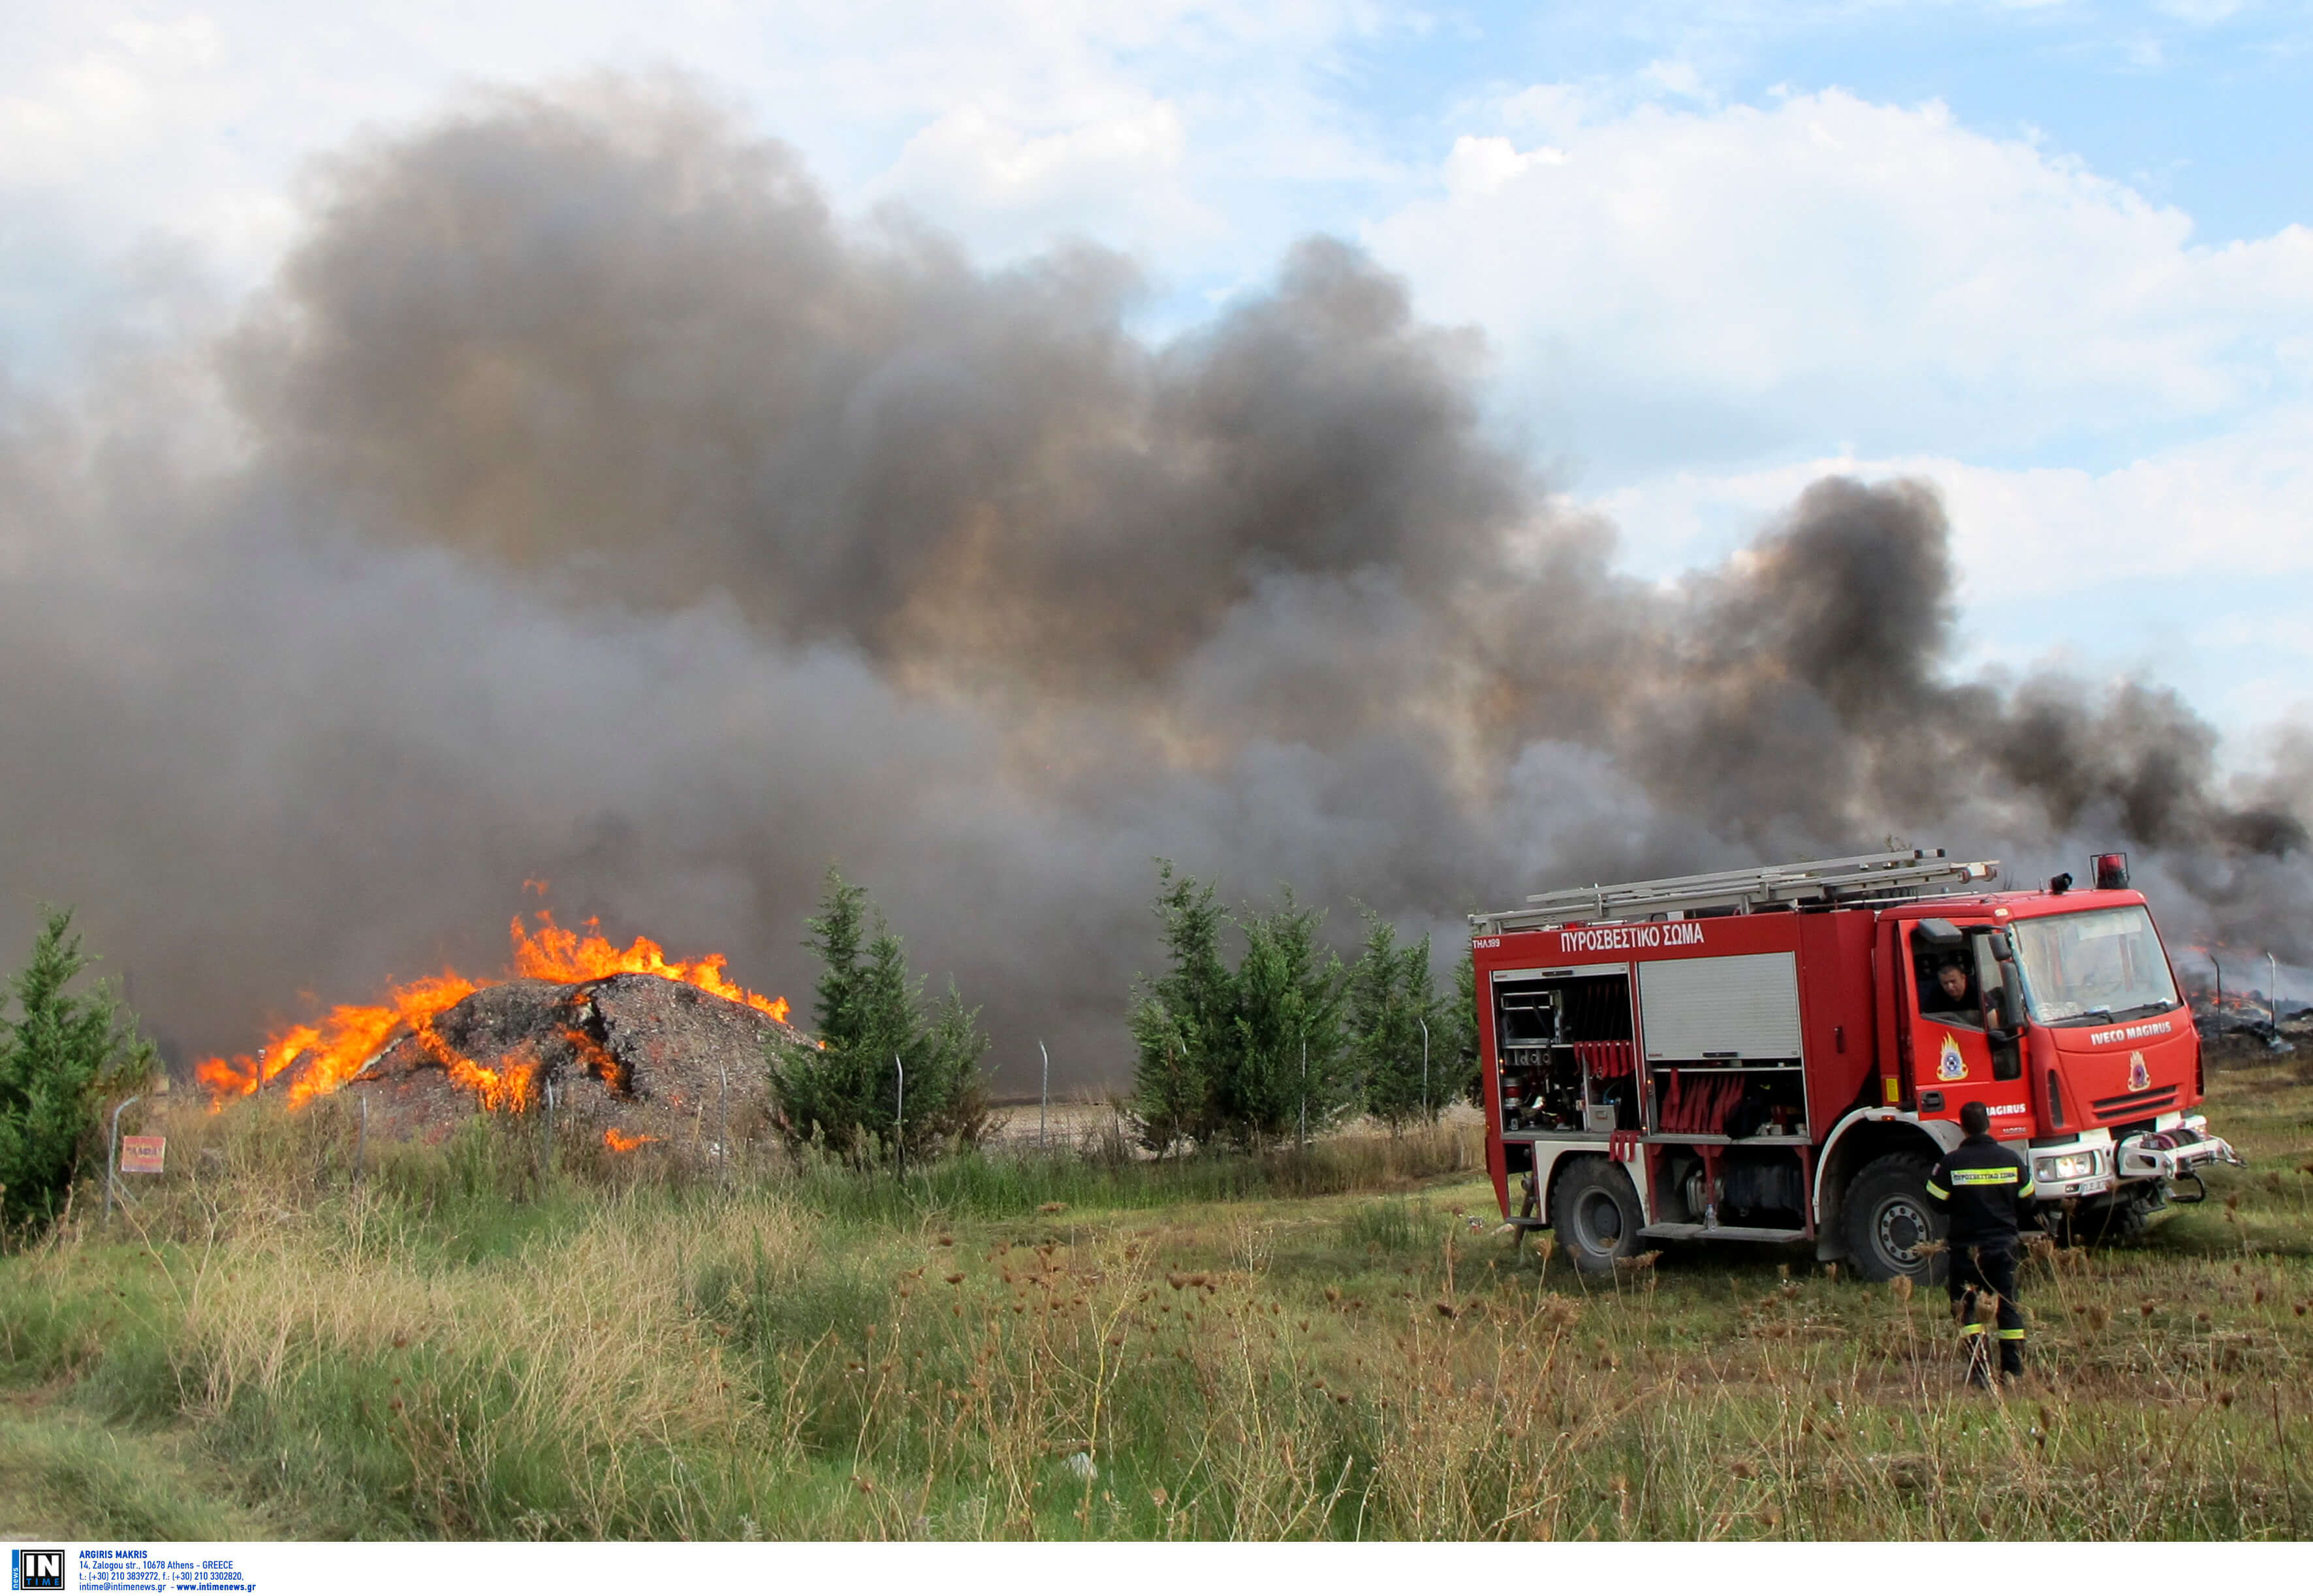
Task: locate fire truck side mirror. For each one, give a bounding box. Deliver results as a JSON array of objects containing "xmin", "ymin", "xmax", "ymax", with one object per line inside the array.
[{"xmin": 1985, "ymin": 948, "xmax": 2027, "ymax": 1039}]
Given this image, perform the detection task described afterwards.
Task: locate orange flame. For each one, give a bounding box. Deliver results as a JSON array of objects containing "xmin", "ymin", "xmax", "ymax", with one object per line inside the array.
[
  {"xmin": 196, "ymin": 906, "xmax": 787, "ymax": 1110},
  {"xmin": 511, "ymin": 912, "xmax": 791, "ymax": 1024},
  {"xmin": 604, "ymin": 1128, "xmax": 655, "ymax": 1153},
  {"xmin": 195, "ymin": 969, "xmax": 480, "ymax": 1108},
  {"xmin": 422, "ymin": 1031, "xmax": 540, "ymax": 1114},
  {"xmin": 561, "ymin": 1025, "xmax": 624, "ymax": 1087}
]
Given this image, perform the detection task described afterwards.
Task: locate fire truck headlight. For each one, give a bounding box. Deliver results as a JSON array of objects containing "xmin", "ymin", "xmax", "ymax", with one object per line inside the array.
[{"xmin": 2037, "ymin": 1153, "xmax": 2096, "ymax": 1182}]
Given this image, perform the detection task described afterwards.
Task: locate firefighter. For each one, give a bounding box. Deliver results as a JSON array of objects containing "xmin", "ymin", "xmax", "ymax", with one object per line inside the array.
[
  {"xmin": 1928, "ymin": 956, "xmax": 1977, "ymax": 1018},
  {"xmin": 1925, "ymin": 1099, "xmax": 2036, "ymax": 1386}
]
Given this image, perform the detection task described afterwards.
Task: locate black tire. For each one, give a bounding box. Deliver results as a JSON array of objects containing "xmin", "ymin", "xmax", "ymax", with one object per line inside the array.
[
  {"xmin": 1843, "ymin": 1153, "xmax": 1947, "ymax": 1283},
  {"xmin": 2067, "ymin": 1189, "xmax": 2154, "ymax": 1246},
  {"xmin": 1554, "ymin": 1158, "xmax": 1643, "ymax": 1275}
]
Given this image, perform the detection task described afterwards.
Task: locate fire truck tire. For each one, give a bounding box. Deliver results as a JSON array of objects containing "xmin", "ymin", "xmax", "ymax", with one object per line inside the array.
[
  {"xmin": 2066, "ymin": 1189, "xmax": 2154, "ymax": 1246},
  {"xmin": 1843, "ymin": 1153, "xmax": 1947, "ymax": 1283},
  {"xmin": 1554, "ymin": 1159, "xmax": 1643, "ymax": 1275}
]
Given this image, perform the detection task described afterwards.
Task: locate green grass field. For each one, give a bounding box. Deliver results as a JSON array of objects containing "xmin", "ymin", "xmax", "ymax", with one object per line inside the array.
[{"xmin": 3, "ymin": 1061, "xmax": 2309, "ymax": 1541}]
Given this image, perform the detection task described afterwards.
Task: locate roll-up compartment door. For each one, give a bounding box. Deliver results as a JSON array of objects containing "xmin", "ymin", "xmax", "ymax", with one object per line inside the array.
[{"xmin": 1637, "ymin": 952, "xmax": 1802, "ymax": 1062}]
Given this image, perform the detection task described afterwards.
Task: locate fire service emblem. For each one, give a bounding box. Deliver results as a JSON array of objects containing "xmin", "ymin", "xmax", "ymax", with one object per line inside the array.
[
  {"xmin": 2128, "ymin": 1051, "xmax": 2151, "ymax": 1092},
  {"xmin": 1938, "ymin": 1032, "xmax": 1968, "ymax": 1082}
]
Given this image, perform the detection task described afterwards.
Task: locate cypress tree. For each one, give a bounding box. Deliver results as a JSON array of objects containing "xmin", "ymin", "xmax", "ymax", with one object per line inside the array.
[
  {"xmin": 1348, "ymin": 910, "xmax": 1440, "ymax": 1131},
  {"xmin": 767, "ymin": 868, "xmax": 990, "ymax": 1165},
  {"xmin": 0, "ymin": 907, "xmax": 153, "ymax": 1233},
  {"xmin": 1127, "ymin": 863, "xmax": 1232, "ymax": 1155}
]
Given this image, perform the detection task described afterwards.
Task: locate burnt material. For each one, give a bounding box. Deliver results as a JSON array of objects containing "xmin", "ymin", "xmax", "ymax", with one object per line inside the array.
[{"xmin": 347, "ymin": 972, "xmax": 809, "ymax": 1149}]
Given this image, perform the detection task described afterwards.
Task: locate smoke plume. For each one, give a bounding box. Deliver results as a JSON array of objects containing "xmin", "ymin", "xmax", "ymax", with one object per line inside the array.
[{"xmin": 1, "ymin": 77, "xmax": 2302, "ymax": 1084}]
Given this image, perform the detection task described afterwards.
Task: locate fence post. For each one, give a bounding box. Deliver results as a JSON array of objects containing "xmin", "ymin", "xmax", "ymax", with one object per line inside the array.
[
  {"xmin": 894, "ymin": 1054, "xmax": 905, "ymax": 1183},
  {"xmin": 1298, "ymin": 1037, "xmax": 1308, "ymax": 1151},
  {"xmin": 1419, "ymin": 1016, "xmax": 1430, "ymax": 1119},
  {"xmin": 105, "ymin": 1093, "xmax": 142, "ymax": 1228},
  {"xmin": 1039, "ymin": 1039, "xmax": 1050, "ymax": 1152}
]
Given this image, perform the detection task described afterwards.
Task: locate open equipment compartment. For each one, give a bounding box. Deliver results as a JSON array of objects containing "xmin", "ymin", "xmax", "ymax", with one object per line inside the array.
[
  {"xmin": 1637, "ymin": 948, "xmax": 1814, "ymax": 1230},
  {"xmin": 1493, "ymin": 963, "xmax": 1639, "ymax": 1137}
]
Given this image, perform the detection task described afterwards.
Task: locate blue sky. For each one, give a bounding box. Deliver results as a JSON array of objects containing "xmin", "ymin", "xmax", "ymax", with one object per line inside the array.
[{"xmin": 5, "ymin": 0, "xmax": 2308, "ymax": 745}]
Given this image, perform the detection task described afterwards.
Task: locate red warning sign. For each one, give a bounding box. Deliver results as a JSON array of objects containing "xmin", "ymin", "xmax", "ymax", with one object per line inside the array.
[{"xmin": 119, "ymin": 1134, "xmax": 165, "ymax": 1174}]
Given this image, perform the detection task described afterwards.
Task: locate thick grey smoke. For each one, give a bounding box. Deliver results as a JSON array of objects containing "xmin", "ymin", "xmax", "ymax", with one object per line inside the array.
[{"xmin": 1, "ymin": 77, "xmax": 2303, "ymax": 1084}]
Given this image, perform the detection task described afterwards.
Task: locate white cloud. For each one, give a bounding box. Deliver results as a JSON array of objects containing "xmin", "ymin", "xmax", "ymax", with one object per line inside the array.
[
  {"xmin": 1441, "ymin": 134, "xmax": 1565, "ymax": 198},
  {"xmin": 0, "ymin": 11, "xmax": 227, "ymax": 186},
  {"xmin": 1368, "ymin": 87, "xmax": 2313, "ymax": 480},
  {"xmin": 877, "ymin": 97, "xmax": 1224, "ymax": 256}
]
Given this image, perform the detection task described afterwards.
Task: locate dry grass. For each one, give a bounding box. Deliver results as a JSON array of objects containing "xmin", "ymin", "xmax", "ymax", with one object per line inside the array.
[{"xmin": 2, "ymin": 1065, "xmax": 2308, "ymax": 1539}]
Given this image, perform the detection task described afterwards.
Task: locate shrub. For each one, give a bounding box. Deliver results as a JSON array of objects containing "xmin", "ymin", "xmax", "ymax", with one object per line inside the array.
[
  {"xmin": 1223, "ymin": 888, "xmax": 1347, "ymax": 1148},
  {"xmin": 1127, "ymin": 865, "xmax": 1347, "ymax": 1153},
  {"xmin": 766, "ymin": 869, "xmax": 990, "ymax": 1166},
  {"xmin": 1346, "ymin": 910, "xmax": 1445, "ymax": 1130},
  {"xmin": 0, "ymin": 907, "xmax": 153, "ymax": 1232},
  {"xmin": 1447, "ymin": 948, "xmax": 1481, "ymax": 1106},
  {"xmin": 1127, "ymin": 864, "xmax": 1232, "ymax": 1155}
]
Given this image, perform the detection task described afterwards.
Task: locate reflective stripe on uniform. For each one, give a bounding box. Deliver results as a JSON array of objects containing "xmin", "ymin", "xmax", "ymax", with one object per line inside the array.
[
  {"xmin": 1925, "ymin": 1180, "xmax": 1949, "ymax": 1199},
  {"xmin": 2019, "ymin": 1180, "xmax": 2037, "ymax": 1197},
  {"xmin": 1996, "ymin": 1328, "xmax": 2026, "ymax": 1340},
  {"xmin": 1959, "ymin": 1324, "xmax": 1985, "ymax": 1338},
  {"xmin": 1951, "ymin": 1167, "xmax": 2019, "ymax": 1185}
]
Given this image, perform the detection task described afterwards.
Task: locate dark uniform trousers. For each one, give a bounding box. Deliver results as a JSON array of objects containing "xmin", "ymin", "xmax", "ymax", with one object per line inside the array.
[
  {"xmin": 1926, "ymin": 1134, "xmax": 2036, "ymax": 1381},
  {"xmin": 1948, "ymin": 1244, "xmax": 2025, "ymax": 1377}
]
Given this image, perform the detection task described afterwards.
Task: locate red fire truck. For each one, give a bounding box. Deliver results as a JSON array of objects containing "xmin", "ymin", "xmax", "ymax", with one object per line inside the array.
[{"xmin": 1471, "ymin": 849, "xmax": 2242, "ymax": 1279}]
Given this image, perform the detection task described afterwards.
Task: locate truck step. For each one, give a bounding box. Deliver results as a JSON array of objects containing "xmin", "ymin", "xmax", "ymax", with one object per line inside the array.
[{"xmin": 1638, "ymin": 1223, "xmax": 1809, "ymax": 1243}]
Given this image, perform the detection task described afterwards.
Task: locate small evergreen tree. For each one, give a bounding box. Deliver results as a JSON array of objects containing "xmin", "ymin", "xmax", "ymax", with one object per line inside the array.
[
  {"xmin": 1347, "ymin": 910, "xmax": 1441, "ymax": 1130},
  {"xmin": 1222, "ymin": 888, "xmax": 1346, "ymax": 1149},
  {"xmin": 0, "ymin": 907, "xmax": 153, "ymax": 1233},
  {"xmin": 1127, "ymin": 863, "xmax": 1233, "ymax": 1156},
  {"xmin": 766, "ymin": 869, "xmax": 990, "ymax": 1166},
  {"xmin": 1445, "ymin": 947, "xmax": 1482, "ymax": 1106}
]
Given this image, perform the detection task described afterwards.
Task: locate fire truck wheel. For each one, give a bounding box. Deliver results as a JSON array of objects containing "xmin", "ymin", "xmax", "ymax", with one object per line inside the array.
[
  {"xmin": 1844, "ymin": 1153, "xmax": 1947, "ymax": 1283},
  {"xmin": 1555, "ymin": 1159, "xmax": 1643, "ymax": 1275},
  {"xmin": 2067, "ymin": 1189, "xmax": 2153, "ymax": 1246}
]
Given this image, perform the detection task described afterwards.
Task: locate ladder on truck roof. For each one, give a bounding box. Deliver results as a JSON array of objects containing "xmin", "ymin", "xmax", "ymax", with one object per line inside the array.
[{"xmin": 1471, "ymin": 849, "xmax": 2000, "ymax": 933}]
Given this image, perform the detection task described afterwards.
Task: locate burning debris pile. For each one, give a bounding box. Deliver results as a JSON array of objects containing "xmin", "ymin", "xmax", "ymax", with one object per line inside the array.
[
  {"xmin": 356, "ymin": 971, "xmax": 804, "ymax": 1146},
  {"xmin": 198, "ymin": 913, "xmax": 808, "ymax": 1150}
]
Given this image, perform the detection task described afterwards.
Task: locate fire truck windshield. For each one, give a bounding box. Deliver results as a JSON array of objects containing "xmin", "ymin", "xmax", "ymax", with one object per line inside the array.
[{"xmin": 2010, "ymin": 905, "xmax": 2180, "ymax": 1025}]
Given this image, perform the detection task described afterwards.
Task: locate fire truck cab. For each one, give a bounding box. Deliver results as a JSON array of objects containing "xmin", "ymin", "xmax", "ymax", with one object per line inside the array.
[{"xmin": 1471, "ymin": 849, "xmax": 2242, "ymax": 1279}]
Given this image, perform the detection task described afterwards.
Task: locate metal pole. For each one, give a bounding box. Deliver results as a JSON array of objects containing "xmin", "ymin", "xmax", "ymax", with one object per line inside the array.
[
  {"xmin": 2211, "ymin": 951, "xmax": 2222, "ymax": 1025},
  {"xmin": 894, "ymin": 1054, "xmax": 905, "ymax": 1182},
  {"xmin": 1298, "ymin": 1036, "xmax": 1308, "ymax": 1151},
  {"xmin": 105, "ymin": 1093, "xmax": 141, "ymax": 1227},
  {"xmin": 1039, "ymin": 1040, "xmax": 1050, "ymax": 1152},
  {"xmin": 1419, "ymin": 1017, "xmax": 1430, "ymax": 1119}
]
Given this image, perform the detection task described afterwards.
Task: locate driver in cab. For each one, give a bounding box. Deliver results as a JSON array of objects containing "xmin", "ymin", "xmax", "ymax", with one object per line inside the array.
[{"xmin": 1926, "ymin": 957, "xmax": 1980, "ymax": 1023}]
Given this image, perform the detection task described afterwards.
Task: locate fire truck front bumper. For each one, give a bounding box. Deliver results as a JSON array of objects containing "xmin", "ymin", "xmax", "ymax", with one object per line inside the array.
[
  {"xmin": 2028, "ymin": 1132, "xmax": 2116, "ymax": 1200},
  {"xmin": 2115, "ymin": 1116, "xmax": 2244, "ymax": 1185}
]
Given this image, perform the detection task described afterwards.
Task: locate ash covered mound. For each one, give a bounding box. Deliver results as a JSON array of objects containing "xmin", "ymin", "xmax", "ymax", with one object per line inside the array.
[{"xmin": 351, "ymin": 972, "xmax": 809, "ymax": 1150}]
